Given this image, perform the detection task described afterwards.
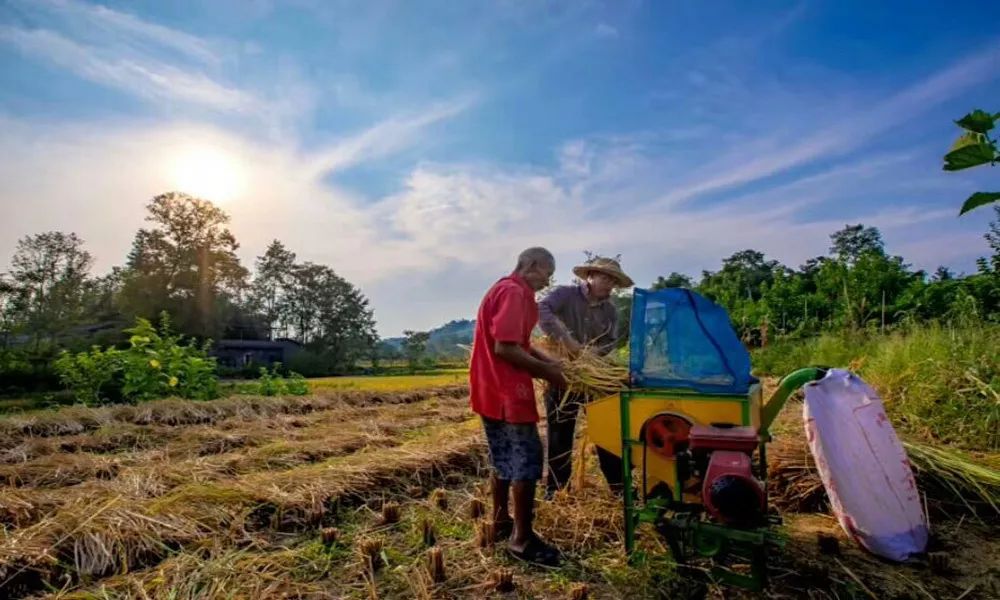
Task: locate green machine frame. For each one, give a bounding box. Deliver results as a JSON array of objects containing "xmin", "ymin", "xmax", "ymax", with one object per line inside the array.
[{"xmin": 618, "ymin": 367, "xmax": 826, "ymax": 590}]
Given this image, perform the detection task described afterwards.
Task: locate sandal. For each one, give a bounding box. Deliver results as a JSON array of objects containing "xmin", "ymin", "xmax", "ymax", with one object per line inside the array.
[{"xmin": 508, "ymin": 535, "xmax": 561, "ymax": 567}]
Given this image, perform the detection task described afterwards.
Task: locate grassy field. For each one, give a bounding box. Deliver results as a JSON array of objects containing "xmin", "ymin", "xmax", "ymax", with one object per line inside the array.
[
  {"xmin": 0, "ymin": 371, "xmax": 471, "ymax": 416},
  {"xmin": 0, "ymin": 362, "xmax": 997, "ymax": 599},
  {"xmin": 753, "ymin": 324, "xmax": 1000, "ymax": 451},
  {"xmin": 309, "ymin": 369, "xmax": 468, "ymax": 392}
]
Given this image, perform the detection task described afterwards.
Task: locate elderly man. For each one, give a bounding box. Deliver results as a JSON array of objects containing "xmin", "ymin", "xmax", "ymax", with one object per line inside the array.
[
  {"xmin": 539, "ymin": 256, "xmax": 633, "ymax": 499},
  {"xmin": 469, "ymin": 247, "xmax": 567, "ymax": 566}
]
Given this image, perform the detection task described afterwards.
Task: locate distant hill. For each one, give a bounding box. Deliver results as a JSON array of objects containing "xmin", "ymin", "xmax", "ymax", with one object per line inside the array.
[{"xmin": 382, "ymin": 319, "xmax": 475, "ymax": 359}]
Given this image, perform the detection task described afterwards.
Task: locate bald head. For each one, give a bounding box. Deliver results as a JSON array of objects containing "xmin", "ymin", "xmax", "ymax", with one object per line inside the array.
[
  {"xmin": 515, "ymin": 247, "xmax": 555, "ymax": 271},
  {"xmin": 514, "ymin": 247, "xmax": 555, "ymax": 291}
]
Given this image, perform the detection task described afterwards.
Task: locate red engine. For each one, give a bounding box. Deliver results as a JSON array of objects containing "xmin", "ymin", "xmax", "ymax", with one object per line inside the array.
[{"xmin": 689, "ymin": 425, "xmax": 766, "ymax": 527}]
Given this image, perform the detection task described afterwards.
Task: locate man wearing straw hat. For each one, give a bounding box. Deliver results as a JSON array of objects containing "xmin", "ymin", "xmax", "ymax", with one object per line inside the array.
[
  {"xmin": 469, "ymin": 247, "xmax": 568, "ymax": 566},
  {"xmin": 539, "ymin": 255, "xmax": 634, "ymax": 500}
]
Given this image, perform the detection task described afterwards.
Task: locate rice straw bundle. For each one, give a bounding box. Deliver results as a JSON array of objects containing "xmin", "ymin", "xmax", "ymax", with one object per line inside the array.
[
  {"xmin": 769, "ymin": 429, "xmax": 1000, "ymax": 518},
  {"xmin": 901, "ymin": 441, "xmax": 1000, "ymax": 517},
  {"xmin": 768, "ymin": 435, "xmax": 828, "ymax": 512},
  {"xmin": 537, "ymin": 338, "xmax": 629, "ymax": 406}
]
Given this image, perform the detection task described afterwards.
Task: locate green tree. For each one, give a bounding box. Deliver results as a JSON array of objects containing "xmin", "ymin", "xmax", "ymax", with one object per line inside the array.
[
  {"xmin": 248, "ymin": 240, "xmax": 297, "ymax": 339},
  {"xmin": 651, "ymin": 272, "xmax": 693, "ymax": 289},
  {"xmin": 942, "ymin": 109, "xmax": 999, "ymax": 215},
  {"xmin": 813, "ymin": 250, "xmax": 918, "ymax": 331},
  {"xmin": 5, "ymin": 232, "xmax": 94, "ymax": 347},
  {"xmin": 402, "ymin": 330, "xmax": 431, "ymax": 371},
  {"xmin": 699, "ymin": 249, "xmax": 782, "ymax": 306},
  {"xmin": 829, "ymin": 224, "xmax": 884, "ymax": 264},
  {"xmin": 313, "ymin": 270, "xmax": 378, "ymax": 368},
  {"xmin": 81, "ymin": 268, "xmax": 124, "ymax": 323},
  {"xmin": 982, "ymin": 205, "xmax": 1000, "ymax": 277},
  {"xmin": 611, "ymin": 288, "xmax": 632, "ymax": 345},
  {"xmin": 376, "ymin": 339, "xmax": 403, "ymax": 363},
  {"xmin": 760, "ymin": 268, "xmax": 813, "ymax": 334},
  {"xmin": 0, "ymin": 275, "xmax": 16, "ymax": 348},
  {"xmin": 960, "ymin": 206, "xmax": 1000, "ymax": 317},
  {"xmin": 286, "ymin": 263, "xmax": 328, "ymax": 345},
  {"xmin": 285, "ymin": 262, "xmax": 378, "ymax": 371},
  {"xmin": 119, "ymin": 192, "xmax": 249, "ymax": 338},
  {"xmin": 931, "ymin": 266, "xmax": 954, "ymax": 282}
]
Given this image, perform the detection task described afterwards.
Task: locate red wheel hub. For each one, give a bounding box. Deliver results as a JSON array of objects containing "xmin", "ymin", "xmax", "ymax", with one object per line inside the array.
[{"xmin": 643, "ymin": 414, "xmax": 692, "ymax": 458}]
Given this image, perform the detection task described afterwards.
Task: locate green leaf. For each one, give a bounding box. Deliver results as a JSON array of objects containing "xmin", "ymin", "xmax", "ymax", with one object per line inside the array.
[
  {"xmin": 943, "ymin": 132, "xmax": 996, "ymax": 171},
  {"xmin": 955, "ymin": 109, "xmax": 996, "ymax": 134},
  {"xmin": 959, "ymin": 191, "xmax": 1000, "ymax": 215}
]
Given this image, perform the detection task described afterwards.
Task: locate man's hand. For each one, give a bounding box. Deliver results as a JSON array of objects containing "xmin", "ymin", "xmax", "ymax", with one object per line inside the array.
[
  {"xmin": 543, "ymin": 362, "xmax": 568, "ymax": 389},
  {"xmin": 564, "ymin": 338, "xmax": 583, "ymax": 357},
  {"xmin": 530, "ymin": 345, "xmax": 559, "ymax": 365},
  {"xmin": 496, "ymin": 341, "xmax": 567, "ymax": 387}
]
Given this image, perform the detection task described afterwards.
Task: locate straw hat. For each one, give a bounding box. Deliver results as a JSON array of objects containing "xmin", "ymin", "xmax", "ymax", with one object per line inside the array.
[{"xmin": 572, "ymin": 256, "xmax": 634, "ymax": 288}]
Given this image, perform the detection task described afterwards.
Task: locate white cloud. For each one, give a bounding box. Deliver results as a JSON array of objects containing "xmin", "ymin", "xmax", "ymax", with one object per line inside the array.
[
  {"xmin": 649, "ymin": 40, "xmax": 1000, "ymax": 209},
  {"xmin": 19, "ymin": 0, "xmax": 222, "ymax": 66},
  {"xmin": 304, "ymin": 95, "xmax": 477, "ymax": 176},
  {"xmin": 0, "ymin": 26, "xmax": 257, "ymax": 112},
  {"xmin": 0, "ymin": 110, "xmax": 993, "ymax": 337}
]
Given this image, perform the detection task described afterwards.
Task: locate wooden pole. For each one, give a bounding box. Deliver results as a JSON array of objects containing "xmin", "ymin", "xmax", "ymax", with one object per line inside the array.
[{"xmin": 881, "ymin": 289, "xmax": 886, "ymax": 334}]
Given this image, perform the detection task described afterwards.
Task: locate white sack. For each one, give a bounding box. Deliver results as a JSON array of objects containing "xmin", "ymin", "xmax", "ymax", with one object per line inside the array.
[{"xmin": 803, "ymin": 368, "xmax": 928, "ymax": 561}]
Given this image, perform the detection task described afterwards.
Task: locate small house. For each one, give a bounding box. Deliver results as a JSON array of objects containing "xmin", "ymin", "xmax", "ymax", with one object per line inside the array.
[{"xmin": 213, "ymin": 338, "xmax": 302, "ymax": 368}]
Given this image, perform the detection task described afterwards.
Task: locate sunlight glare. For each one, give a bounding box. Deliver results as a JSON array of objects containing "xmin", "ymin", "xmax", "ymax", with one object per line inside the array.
[{"xmin": 168, "ymin": 145, "xmax": 247, "ymax": 203}]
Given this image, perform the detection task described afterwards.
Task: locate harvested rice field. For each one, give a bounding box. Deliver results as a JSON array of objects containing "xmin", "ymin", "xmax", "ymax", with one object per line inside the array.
[
  {"xmin": 1, "ymin": 381, "xmax": 997, "ymax": 599},
  {"xmin": 309, "ymin": 371, "xmax": 469, "ymax": 393}
]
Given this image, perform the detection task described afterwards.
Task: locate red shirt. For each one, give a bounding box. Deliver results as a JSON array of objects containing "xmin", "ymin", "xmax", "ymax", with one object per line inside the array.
[{"xmin": 469, "ymin": 274, "xmax": 539, "ymax": 423}]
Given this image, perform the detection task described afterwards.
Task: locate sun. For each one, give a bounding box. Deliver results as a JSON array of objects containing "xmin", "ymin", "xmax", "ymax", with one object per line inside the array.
[{"xmin": 167, "ymin": 146, "xmax": 247, "ymax": 203}]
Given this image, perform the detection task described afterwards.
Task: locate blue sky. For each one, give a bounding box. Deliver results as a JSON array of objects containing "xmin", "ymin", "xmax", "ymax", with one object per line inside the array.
[{"xmin": 1, "ymin": 0, "xmax": 998, "ymax": 336}]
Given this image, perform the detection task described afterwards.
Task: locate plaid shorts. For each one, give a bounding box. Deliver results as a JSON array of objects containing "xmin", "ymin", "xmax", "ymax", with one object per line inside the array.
[{"xmin": 481, "ymin": 417, "xmax": 543, "ymax": 481}]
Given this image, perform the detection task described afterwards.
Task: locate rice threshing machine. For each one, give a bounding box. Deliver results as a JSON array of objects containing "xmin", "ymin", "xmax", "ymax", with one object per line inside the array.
[{"xmin": 586, "ymin": 288, "xmax": 825, "ymax": 590}]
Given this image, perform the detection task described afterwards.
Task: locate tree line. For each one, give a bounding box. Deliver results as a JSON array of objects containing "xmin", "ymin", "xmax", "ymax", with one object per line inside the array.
[
  {"xmin": 0, "ymin": 192, "xmax": 377, "ymax": 392},
  {"xmin": 633, "ymin": 212, "xmax": 1000, "ymax": 344},
  {"xmin": 3, "ymin": 195, "xmax": 999, "ymax": 393}
]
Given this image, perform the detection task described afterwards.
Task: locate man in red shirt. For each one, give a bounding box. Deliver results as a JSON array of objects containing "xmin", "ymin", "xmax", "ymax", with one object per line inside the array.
[{"xmin": 470, "ymin": 247, "xmax": 567, "ymax": 566}]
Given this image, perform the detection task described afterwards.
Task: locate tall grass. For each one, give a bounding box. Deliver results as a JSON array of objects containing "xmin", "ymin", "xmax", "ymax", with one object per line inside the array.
[{"xmin": 753, "ymin": 323, "xmax": 999, "ymax": 451}]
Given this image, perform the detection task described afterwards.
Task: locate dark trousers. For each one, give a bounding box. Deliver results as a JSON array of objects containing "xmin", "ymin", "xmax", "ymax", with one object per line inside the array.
[{"xmin": 544, "ymin": 387, "xmax": 624, "ymax": 494}]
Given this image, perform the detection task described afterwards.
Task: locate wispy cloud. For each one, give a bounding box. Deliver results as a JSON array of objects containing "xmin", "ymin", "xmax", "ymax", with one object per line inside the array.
[
  {"xmin": 19, "ymin": 0, "xmax": 222, "ymax": 66},
  {"xmin": 0, "ymin": 26, "xmax": 255, "ymax": 112},
  {"xmin": 0, "ymin": 0, "xmax": 277, "ymax": 118},
  {"xmin": 650, "ymin": 39, "xmax": 1000, "ymax": 209},
  {"xmin": 304, "ymin": 95, "xmax": 478, "ymax": 176}
]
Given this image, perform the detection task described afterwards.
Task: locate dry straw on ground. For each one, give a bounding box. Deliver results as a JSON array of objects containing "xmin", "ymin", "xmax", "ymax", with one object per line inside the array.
[
  {"xmin": 5, "ymin": 377, "xmax": 997, "ymax": 600},
  {"xmin": 768, "ymin": 407, "xmax": 1000, "ymax": 518},
  {"xmin": 0, "ymin": 418, "xmax": 486, "ymax": 596},
  {"xmin": 0, "ymin": 386, "xmax": 468, "ymax": 450},
  {"xmin": 0, "ymin": 393, "xmax": 469, "ymax": 497},
  {"xmin": 429, "ymin": 488, "xmax": 449, "ymax": 510}
]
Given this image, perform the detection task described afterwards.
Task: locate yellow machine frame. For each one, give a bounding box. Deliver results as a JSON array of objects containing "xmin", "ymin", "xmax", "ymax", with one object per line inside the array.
[
  {"xmin": 584, "ymin": 368, "xmax": 825, "ymax": 591},
  {"xmin": 587, "ymin": 385, "xmax": 761, "ymax": 501}
]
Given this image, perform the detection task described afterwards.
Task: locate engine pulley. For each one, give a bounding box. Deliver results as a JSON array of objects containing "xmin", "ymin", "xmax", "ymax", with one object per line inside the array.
[{"xmin": 643, "ymin": 414, "xmax": 692, "ymax": 458}]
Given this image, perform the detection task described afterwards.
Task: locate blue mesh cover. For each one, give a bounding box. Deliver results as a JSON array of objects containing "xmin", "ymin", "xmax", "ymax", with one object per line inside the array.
[{"xmin": 629, "ymin": 288, "xmax": 755, "ymax": 394}]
